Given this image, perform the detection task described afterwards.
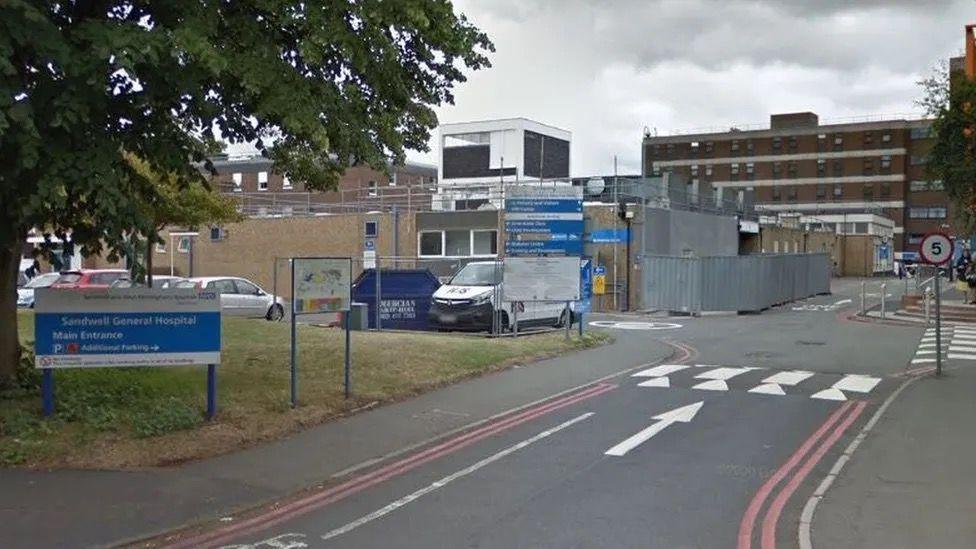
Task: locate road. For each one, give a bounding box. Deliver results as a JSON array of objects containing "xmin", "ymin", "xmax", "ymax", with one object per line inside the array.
[{"xmin": 153, "ymin": 277, "xmax": 933, "ymax": 549}]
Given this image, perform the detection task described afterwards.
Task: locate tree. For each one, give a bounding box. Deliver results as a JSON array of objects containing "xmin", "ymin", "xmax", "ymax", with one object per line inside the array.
[
  {"xmin": 0, "ymin": 1, "xmax": 492, "ymax": 383},
  {"xmin": 125, "ymin": 153, "xmax": 242, "ymax": 285},
  {"xmin": 919, "ymin": 61, "xmax": 976, "ymax": 231}
]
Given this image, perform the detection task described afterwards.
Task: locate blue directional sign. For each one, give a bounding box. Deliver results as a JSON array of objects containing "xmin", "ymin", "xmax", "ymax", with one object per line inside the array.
[
  {"xmin": 34, "ymin": 289, "xmax": 221, "ymax": 368},
  {"xmin": 586, "ymin": 228, "xmax": 629, "ymax": 243},
  {"xmin": 505, "ymin": 187, "xmax": 583, "ymax": 256},
  {"xmin": 578, "ymin": 258, "xmax": 593, "ymax": 313}
]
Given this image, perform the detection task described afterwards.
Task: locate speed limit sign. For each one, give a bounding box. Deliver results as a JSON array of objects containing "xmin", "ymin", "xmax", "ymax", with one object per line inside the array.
[{"xmin": 919, "ymin": 232, "xmax": 953, "ymax": 265}]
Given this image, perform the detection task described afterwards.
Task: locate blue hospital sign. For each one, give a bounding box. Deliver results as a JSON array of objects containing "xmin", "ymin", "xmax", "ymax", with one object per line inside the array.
[{"xmin": 34, "ymin": 289, "xmax": 221, "ymax": 368}]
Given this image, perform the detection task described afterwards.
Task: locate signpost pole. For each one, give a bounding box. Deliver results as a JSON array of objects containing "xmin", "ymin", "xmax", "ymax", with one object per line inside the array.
[
  {"xmin": 290, "ymin": 260, "xmax": 298, "ymax": 408},
  {"xmin": 345, "ymin": 305, "xmax": 352, "ymax": 398},
  {"xmin": 565, "ymin": 300, "xmax": 571, "ymax": 341},
  {"xmin": 42, "ymin": 369, "xmax": 54, "ymax": 418},
  {"xmin": 206, "ymin": 364, "xmax": 217, "ymax": 420},
  {"xmin": 936, "ymin": 273, "xmax": 943, "ymax": 377}
]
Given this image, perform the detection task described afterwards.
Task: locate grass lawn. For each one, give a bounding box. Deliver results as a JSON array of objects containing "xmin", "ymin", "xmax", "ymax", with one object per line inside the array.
[{"xmin": 2, "ymin": 311, "xmax": 609, "ymax": 469}]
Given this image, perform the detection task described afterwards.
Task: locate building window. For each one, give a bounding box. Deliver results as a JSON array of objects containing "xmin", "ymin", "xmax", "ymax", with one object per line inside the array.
[
  {"xmin": 816, "ymin": 184, "xmax": 826, "ymax": 199},
  {"xmin": 787, "ymin": 162, "xmax": 798, "ymax": 177},
  {"xmin": 232, "ymin": 172, "xmax": 243, "ymax": 191},
  {"xmin": 705, "ymin": 165, "xmax": 714, "ymax": 177},
  {"xmin": 772, "ymin": 137, "xmax": 782, "ymax": 151},
  {"xmin": 367, "ymin": 180, "xmax": 378, "ymax": 197},
  {"xmin": 833, "ymin": 183, "xmax": 843, "ymax": 198},
  {"xmin": 731, "ymin": 140, "xmax": 740, "ymax": 153},
  {"xmin": 364, "ymin": 221, "xmax": 378, "ymax": 238},
  {"xmin": 472, "ymin": 230, "xmax": 498, "ymax": 256},
  {"xmin": 908, "ymin": 233, "xmax": 924, "ymax": 245},
  {"xmin": 930, "ymin": 206, "xmax": 947, "ymax": 219},
  {"xmin": 911, "ymin": 126, "xmax": 932, "ymax": 139},
  {"xmin": 817, "ymin": 159, "xmax": 826, "ymax": 177},
  {"xmin": 419, "ymin": 231, "xmax": 443, "ymax": 256},
  {"xmin": 209, "ymin": 226, "xmax": 224, "ymax": 241},
  {"xmin": 691, "ymin": 165, "xmax": 699, "ymax": 177},
  {"xmin": 854, "ymin": 222, "xmax": 868, "ymax": 234},
  {"xmin": 444, "ymin": 132, "xmax": 490, "ymax": 147},
  {"xmin": 773, "ymin": 162, "xmax": 782, "ymax": 179},
  {"xmin": 177, "ymin": 236, "xmax": 191, "ymax": 253},
  {"xmin": 881, "ymin": 132, "xmax": 892, "ymax": 143},
  {"xmin": 155, "ymin": 241, "xmax": 166, "ymax": 253},
  {"xmin": 863, "ymin": 183, "xmax": 874, "ymax": 199},
  {"xmin": 257, "ymin": 171, "xmax": 268, "ymax": 191},
  {"xmin": 880, "ymin": 182, "xmax": 892, "ymax": 198},
  {"xmin": 910, "ymin": 155, "xmax": 929, "ymax": 166},
  {"xmin": 445, "ymin": 230, "xmax": 471, "ymax": 256},
  {"xmin": 772, "ymin": 186, "xmax": 781, "ymax": 201},
  {"xmin": 746, "ymin": 140, "xmax": 755, "ymax": 154},
  {"xmin": 787, "ymin": 186, "xmax": 797, "ymax": 200},
  {"xmin": 704, "ymin": 141, "xmax": 714, "ymax": 153},
  {"xmin": 282, "ymin": 175, "xmax": 292, "ymax": 190},
  {"xmin": 909, "ymin": 207, "xmax": 947, "ymax": 219},
  {"xmin": 745, "ymin": 163, "xmax": 755, "ymax": 178},
  {"xmin": 652, "ymin": 165, "xmax": 662, "ymax": 176},
  {"xmin": 690, "ymin": 141, "xmax": 700, "ymax": 154},
  {"xmin": 666, "ymin": 143, "xmax": 675, "ymax": 156},
  {"xmin": 864, "ymin": 132, "xmax": 874, "ymax": 146},
  {"xmin": 788, "ymin": 136, "xmax": 798, "ymax": 152},
  {"xmin": 832, "ymin": 161, "xmax": 844, "ymax": 177},
  {"xmin": 817, "ymin": 133, "xmax": 827, "ymax": 151},
  {"xmin": 862, "ymin": 158, "xmax": 874, "ymax": 175},
  {"xmin": 833, "ymin": 135, "xmax": 844, "ymax": 150},
  {"xmin": 880, "ymin": 155, "xmax": 892, "ymax": 171},
  {"xmin": 730, "ymin": 163, "xmax": 740, "ymax": 178}
]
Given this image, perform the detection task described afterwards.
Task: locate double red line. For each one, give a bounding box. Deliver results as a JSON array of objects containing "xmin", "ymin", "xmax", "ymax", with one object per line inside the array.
[
  {"xmin": 737, "ymin": 400, "xmax": 868, "ymax": 549},
  {"xmin": 165, "ymin": 382, "xmax": 617, "ymax": 549}
]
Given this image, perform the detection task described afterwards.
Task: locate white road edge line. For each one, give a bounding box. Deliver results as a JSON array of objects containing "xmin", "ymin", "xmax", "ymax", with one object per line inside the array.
[
  {"xmin": 797, "ymin": 374, "xmax": 924, "ymax": 549},
  {"xmin": 320, "ymin": 412, "xmax": 595, "ymax": 541}
]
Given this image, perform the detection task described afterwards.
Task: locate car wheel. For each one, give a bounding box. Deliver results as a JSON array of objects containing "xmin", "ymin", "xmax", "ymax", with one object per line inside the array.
[{"xmin": 266, "ymin": 303, "xmax": 284, "ymax": 322}]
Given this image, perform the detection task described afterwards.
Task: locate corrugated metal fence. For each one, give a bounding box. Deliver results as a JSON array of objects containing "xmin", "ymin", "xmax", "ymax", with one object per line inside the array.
[{"xmin": 642, "ymin": 254, "xmax": 831, "ymax": 313}]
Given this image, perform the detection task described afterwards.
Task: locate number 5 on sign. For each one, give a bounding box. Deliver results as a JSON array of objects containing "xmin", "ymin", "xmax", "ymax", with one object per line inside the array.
[{"xmin": 919, "ymin": 232, "xmax": 953, "ymax": 265}]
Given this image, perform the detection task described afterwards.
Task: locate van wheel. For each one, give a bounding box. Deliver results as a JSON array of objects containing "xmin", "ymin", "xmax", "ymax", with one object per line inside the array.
[
  {"xmin": 555, "ymin": 308, "xmax": 571, "ymax": 328},
  {"xmin": 266, "ymin": 303, "xmax": 284, "ymax": 322},
  {"xmin": 497, "ymin": 311, "xmax": 510, "ymax": 333}
]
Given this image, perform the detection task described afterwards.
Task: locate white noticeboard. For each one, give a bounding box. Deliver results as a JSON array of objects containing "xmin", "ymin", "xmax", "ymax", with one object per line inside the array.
[
  {"xmin": 503, "ymin": 257, "xmax": 581, "ymax": 302},
  {"xmin": 293, "ymin": 257, "xmax": 352, "ymax": 313}
]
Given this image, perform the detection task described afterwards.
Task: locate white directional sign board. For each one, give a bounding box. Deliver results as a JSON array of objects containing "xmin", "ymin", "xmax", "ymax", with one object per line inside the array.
[
  {"xmin": 919, "ymin": 232, "xmax": 952, "ymax": 265},
  {"xmin": 503, "ymin": 257, "xmax": 581, "ymax": 302}
]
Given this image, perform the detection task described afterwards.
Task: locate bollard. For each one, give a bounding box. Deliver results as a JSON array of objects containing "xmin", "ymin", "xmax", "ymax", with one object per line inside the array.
[
  {"xmin": 860, "ymin": 281, "xmax": 866, "ymax": 315},
  {"xmin": 880, "ymin": 282, "xmax": 887, "ymax": 320}
]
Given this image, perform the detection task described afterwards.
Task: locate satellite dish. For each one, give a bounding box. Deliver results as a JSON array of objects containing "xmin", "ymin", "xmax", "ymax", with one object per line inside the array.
[{"xmin": 585, "ymin": 177, "xmax": 606, "ymax": 196}]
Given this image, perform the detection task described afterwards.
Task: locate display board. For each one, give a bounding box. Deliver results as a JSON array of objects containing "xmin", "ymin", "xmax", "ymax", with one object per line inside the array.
[
  {"xmin": 293, "ymin": 257, "xmax": 352, "ymax": 313},
  {"xmin": 503, "ymin": 257, "xmax": 581, "ymax": 302}
]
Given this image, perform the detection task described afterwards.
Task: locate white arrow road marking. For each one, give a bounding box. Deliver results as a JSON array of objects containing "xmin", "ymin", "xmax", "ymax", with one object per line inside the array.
[
  {"xmin": 832, "ymin": 375, "xmax": 881, "ymax": 393},
  {"xmin": 605, "ymin": 402, "xmax": 704, "ymax": 457},
  {"xmin": 632, "ymin": 364, "xmax": 689, "ymax": 377},
  {"xmin": 638, "ymin": 377, "xmax": 670, "ymax": 388},
  {"xmin": 748, "ymin": 383, "xmax": 786, "ymax": 395},
  {"xmin": 320, "ymin": 412, "xmax": 594, "ymax": 541},
  {"xmin": 692, "ymin": 379, "xmax": 729, "ymax": 391},
  {"xmin": 762, "ymin": 370, "xmax": 814, "ymax": 386},
  {"xmin": 948, "ymin": 353, "xmax": 976, "ymax": 360},
  {"xmin": 694, "ymin": 366, "xmax": 759, "ymax": 380},
  {"xmin": 810, "ymin": 388, "xmax": 847, "ymax": 401}
]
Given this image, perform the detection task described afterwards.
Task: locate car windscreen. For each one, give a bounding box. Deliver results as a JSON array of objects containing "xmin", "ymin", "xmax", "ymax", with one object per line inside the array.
[
  {"xmin": 25, "ymin": 273, "xmax": 61, "ymax": 289},
  {"xmin": 56, "ymin": 273, "xmax": 82, "ymax": 284},
  {"xmin": 174, "ymin": 280, "xmax": 198, "ymax": 288},
  {"xmin": 448, "ymin": 264, "xmax": 501, "ymax": 286}
]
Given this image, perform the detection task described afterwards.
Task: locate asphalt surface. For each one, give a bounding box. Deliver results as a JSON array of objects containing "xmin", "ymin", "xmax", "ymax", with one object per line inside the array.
[{"xmin": 162, "ymin": 277, "xmax": 937, "ymax": 549}]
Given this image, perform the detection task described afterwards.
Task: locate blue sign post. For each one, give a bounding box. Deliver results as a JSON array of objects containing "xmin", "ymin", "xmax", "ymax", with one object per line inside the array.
[
  {"xmin": 34, "ymin": 288, "xmax": 222, "ymax": 419},
  {"xmin": 578, "ymin": 258, "xmax": 592, "ymax": 336},
  {"xmin": 505, "ymin": 187, "xmax": 584, "ymax": 257}
]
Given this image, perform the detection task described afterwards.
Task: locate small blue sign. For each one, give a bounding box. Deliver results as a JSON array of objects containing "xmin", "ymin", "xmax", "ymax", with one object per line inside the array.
[
  {"xmin": 505, "ymin": 220, "xmax": 583, "ymax": 234},
  {"xmin": 586, "ymin": 229, "xmax": 629, "ymax": 244},
  {"xmin": 594, "ymin": 265, "xmax": 606, "ymax": 276},
  {"xmin": 505, "ymin": 199, "xmax": 583, "ymax": 214},
  {"xmin": 364, "ymin": 239, "xmax": 375, "ymax": 251},
  {"xmin": 577, "ymin": 258, "xmax": 592, "ymax": 313}
]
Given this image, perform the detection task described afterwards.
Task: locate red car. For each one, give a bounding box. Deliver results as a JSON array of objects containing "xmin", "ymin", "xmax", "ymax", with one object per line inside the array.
[{"xmin": 50, "ymin": 269, "xmax": 130, "ymax": 289}]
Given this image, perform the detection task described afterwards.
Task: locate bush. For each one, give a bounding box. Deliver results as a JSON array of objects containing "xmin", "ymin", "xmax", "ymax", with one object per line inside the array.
[
  {"xmin": 131, "ymin": 398, "xmax": 201, "ymax": 438},
  {"xmin": 15, "ymin": 343, "xmax": 40, "ymax": 392}
]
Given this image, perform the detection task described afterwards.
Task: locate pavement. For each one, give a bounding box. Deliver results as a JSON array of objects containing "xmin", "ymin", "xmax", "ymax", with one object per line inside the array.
[{"xmin": 3, "ymin": 277, "xmax": 974, "ymax": 549}]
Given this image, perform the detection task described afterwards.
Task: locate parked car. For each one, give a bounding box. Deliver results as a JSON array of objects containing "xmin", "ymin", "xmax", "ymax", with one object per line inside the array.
[
  {"xmin": 178, "ymin": 276, "xmax": 285, "ymax": 321},
  {"xmin": 110, "ymin": 275, "xmax": 187, "ymax": 289},
  {"xmin": 17, "ymin": 272, "xmax": 61, "ymax": 308},
  {"xmin": 50, "ymin": 269, "xmax": 130, "ymax": 289},
  {"xmin": 428, "ymin": 261, "xmax": 572, "ymax": 332}
]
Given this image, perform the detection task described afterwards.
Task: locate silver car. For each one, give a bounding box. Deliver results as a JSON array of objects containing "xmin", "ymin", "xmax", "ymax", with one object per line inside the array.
[
  {"xmin": 17, "ymin": 272, "xmax": 61, "ymax": 308},
  {"xmin": 179, "ymin": 276, "xmax": 286, "ymax": 321}
]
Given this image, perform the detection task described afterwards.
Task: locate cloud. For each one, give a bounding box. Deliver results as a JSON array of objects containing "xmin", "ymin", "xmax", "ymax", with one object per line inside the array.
[{"xmin": 410, "ymin": 0, "xmax": 973, "ymax": 176}]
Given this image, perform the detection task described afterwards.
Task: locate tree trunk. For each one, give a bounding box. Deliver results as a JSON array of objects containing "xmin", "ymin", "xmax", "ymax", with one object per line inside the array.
[
  {"xmin": 146, "ymin": 236, "xmax": 153, "ymax": 287},
  {"xmin": 0, "ymin": 237, "xmax": 22, "ymax": 385}
]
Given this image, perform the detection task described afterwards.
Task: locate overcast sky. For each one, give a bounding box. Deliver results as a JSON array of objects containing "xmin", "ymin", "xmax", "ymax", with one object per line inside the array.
[{"xmin": 408, "ymin": 0, "xmax": 973, "ymax": 176}]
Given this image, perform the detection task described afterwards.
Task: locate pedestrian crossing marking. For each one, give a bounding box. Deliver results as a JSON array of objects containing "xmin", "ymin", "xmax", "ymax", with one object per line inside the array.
[
  {"xmin": 692, "ymin": 379, "xmax": 729, "ymax": 391},
  {"xmin": 638, "ymin": 377, "xmax": 670, "ymax": 388},
  {"xmin": 762, "ymin": 370, "xmax": 814, "ymax": 386},
  {"xmin": 632, "ymin": 364, "xmax": 689, "ymax": 378},
  {"xmin": 749, "ymin": 383, "xmax": 786, "ymax": 395},
  {"xmin": 810, "ymin": 388, "xmax": 847, "ymax": 401}
]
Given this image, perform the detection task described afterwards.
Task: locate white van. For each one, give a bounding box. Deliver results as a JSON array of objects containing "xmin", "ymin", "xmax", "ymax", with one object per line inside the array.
[{"xmin": 428, "ymin": 261, "xmax": 573, "ymax": 332}]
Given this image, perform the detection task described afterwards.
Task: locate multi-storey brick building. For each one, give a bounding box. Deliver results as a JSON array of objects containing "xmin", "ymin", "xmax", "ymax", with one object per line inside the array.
[
  {"xmin": 205, "ymin": 154, "xmax": 438, "ymax": 215},
  {"xmin": 642, "ymin": 112, "xmax": 945, "ymax": 251}
]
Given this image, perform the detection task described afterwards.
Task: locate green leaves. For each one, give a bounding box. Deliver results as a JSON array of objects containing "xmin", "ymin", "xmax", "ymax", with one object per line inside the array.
[{"xmin": 923, "ymin": 68, "xmax": 976, "ymax": 231}]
